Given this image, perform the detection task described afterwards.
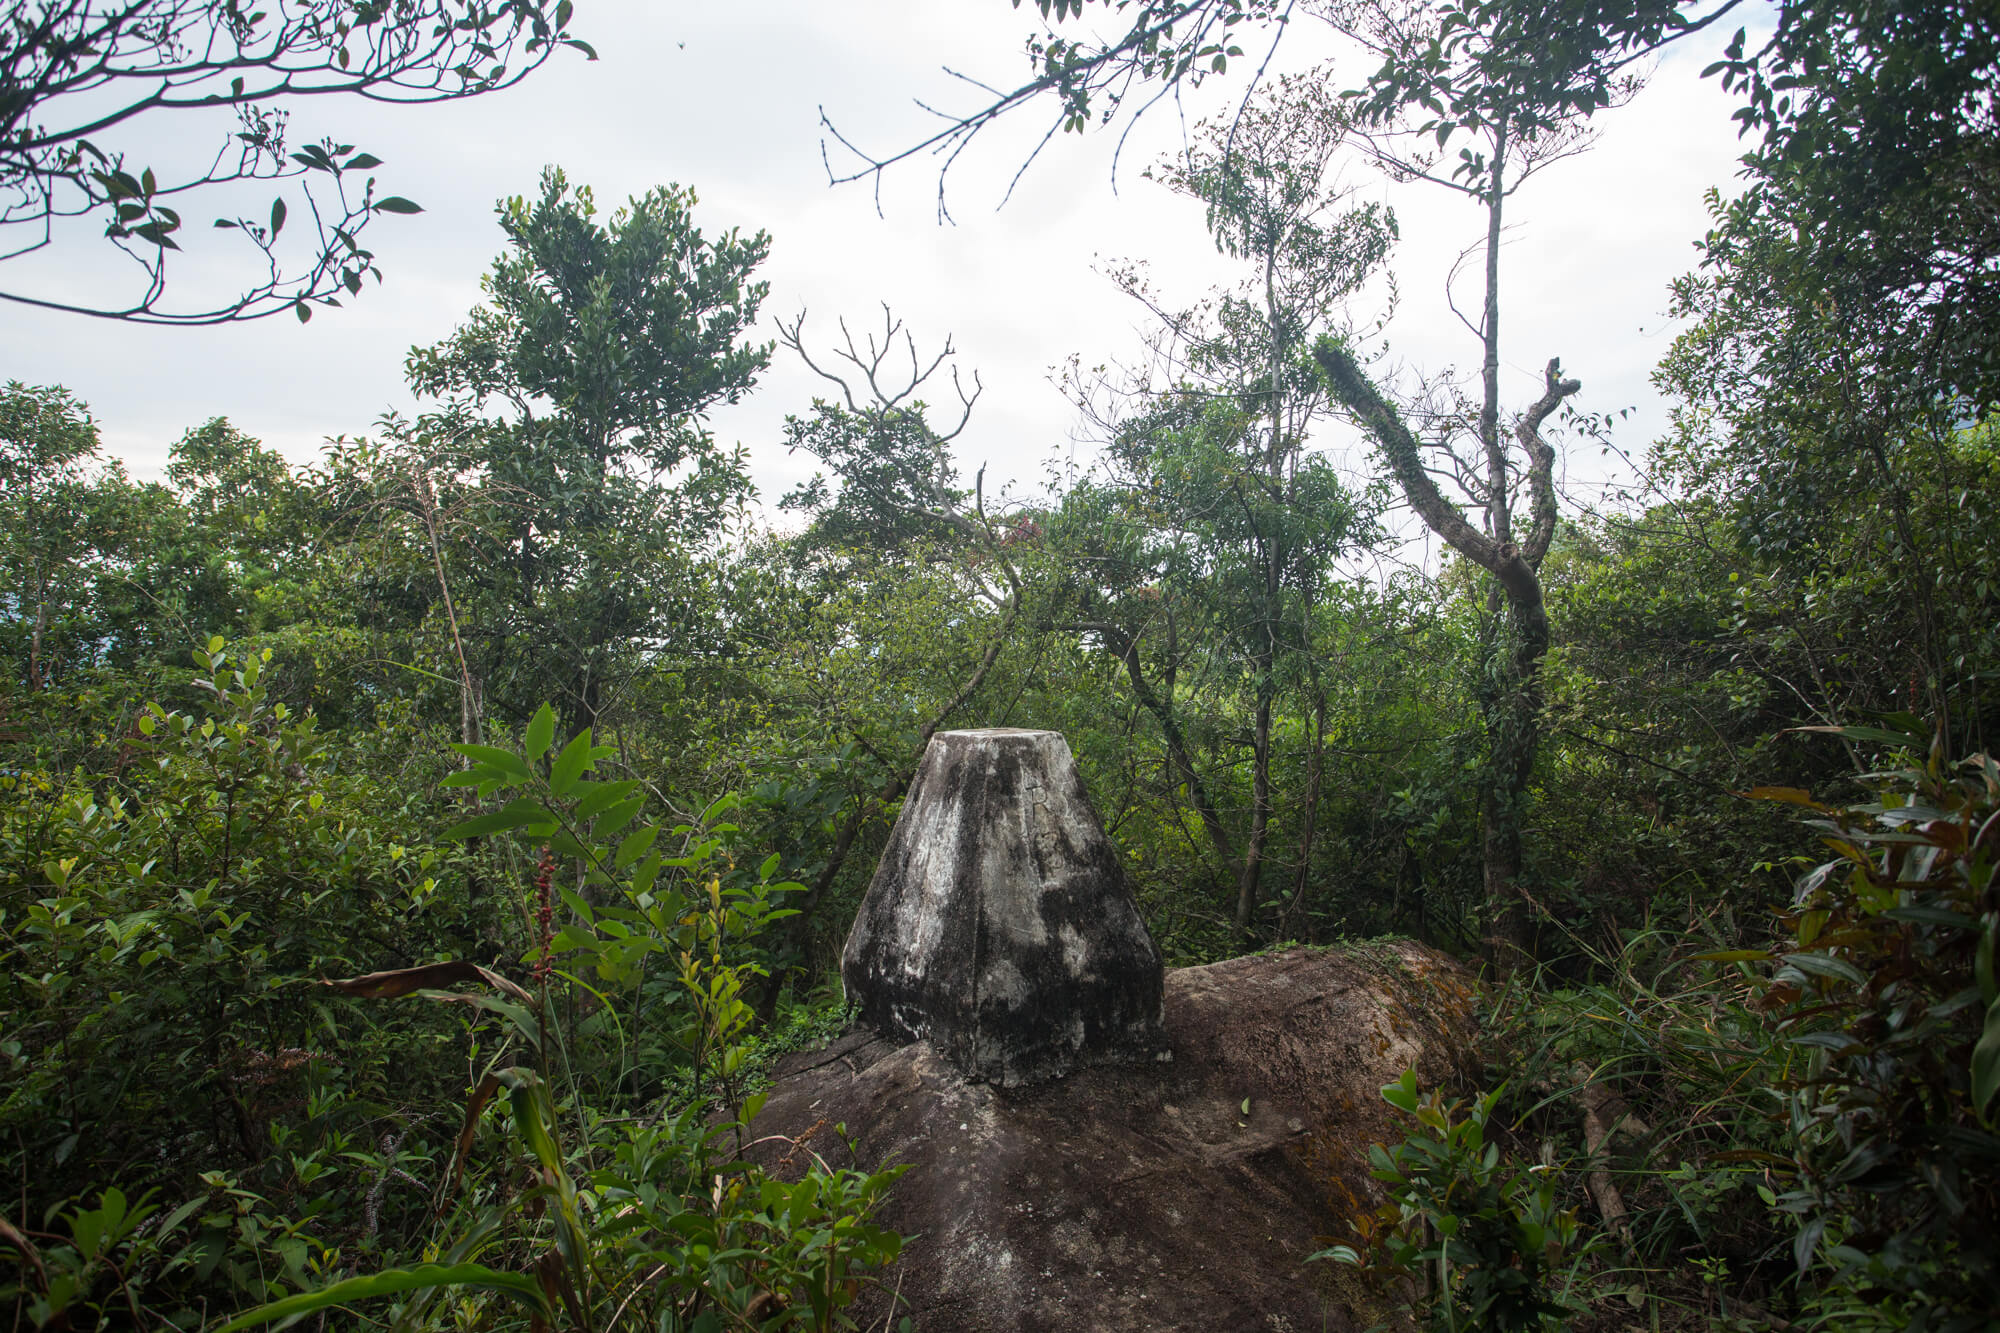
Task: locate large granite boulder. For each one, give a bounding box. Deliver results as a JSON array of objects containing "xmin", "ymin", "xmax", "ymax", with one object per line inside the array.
[
  {"xmin": 842, "ymin": 728, "xmax": 1169, "ymax": 1087},
  {"xmin": 752, "ymin": 941, "xmax": 1480, "ymax": 1333}
]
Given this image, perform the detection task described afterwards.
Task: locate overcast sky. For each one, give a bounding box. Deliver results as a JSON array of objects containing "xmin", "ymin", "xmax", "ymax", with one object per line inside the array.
[{"xmin": 1, "ymin": 2, "xmax": 1755, "ymax": 518}]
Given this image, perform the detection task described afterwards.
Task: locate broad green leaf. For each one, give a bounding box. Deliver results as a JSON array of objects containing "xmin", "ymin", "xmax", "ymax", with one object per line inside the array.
[
  {"xmin": 495, "ymin": 1068, "xmax": 564, "ymax": 1177},
  {"xmin": 594, "ymin": 795, "xmax": 645, "ymax": 841},
  {"xmin": 1882, "ymin": 906, "xmax": 1976, "ymax": 929},
  {"xmin": 523, "ymin": 705, "xmax": 556, "ymax": 764},
  {"xmin": 1789, "ymin": 724, "xmax": 1928, "ymax": 748},
  {"xmin": 549, "ymin": 729, "xmax": 594, "ymax": 797},
  {"xmin": 1380, "ymin": 1070, "xmax": 1420, "ymax": 1113},
  {"xmin": 1794, "ymin": 1216, "xmax": 1826, "ymax": 1273},
  {"xmin": 213, "ymin": 1263, "xmax": 550, "ymax": 1331},
  {"xmin": 1974, "ymin": 995, "xmax": 2000, "ymax": 1119},
  {"xmin": 416, "ymin": 992, "xmax": 541, "ymax": 1049},
  {"xmin": 450, "ymin": 744, "xmax": 531, "ymax": 782},
  {"xmin": 1781, "ymin": 952, "xmax": 1867, "ymax": 986},
  {"xmin": 615, "ymin": 824, "xmax": 660, "ymax": 870},
  {"xmin": 444, "ymin": 797, "xmax": 553, "ymax": 842},
  {"xmin": 574, "ymin": 779, "xmax": 641, "ymax": 822}
]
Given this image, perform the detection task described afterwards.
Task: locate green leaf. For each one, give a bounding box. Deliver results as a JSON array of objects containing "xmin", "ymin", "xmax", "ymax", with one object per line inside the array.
[
  {"xmin": 614, "ymin": 824, "xmax": 659, "ymax": 870},
  {"xmin": 373, "ymin": 195, "xmax": 424, "ymax": 214},
  {"xmin": 495, "ymin": 1069, "xmax": 564, "ymax": 1177},
  {"xmin": 1883, "ymin": 906, "xmax": 1976, "ymax": 929},
  {"xmin": 1781, "ymin": 952, "xmax": 1868, "ymax": 986},
  {"xmin": 1794, "ymin": 1216, "xmax": 1826, "ymax": 1273},
  {"xmin": 594, "ymin": 795, "xmax": 644, "ymax": 841},
  {"xmin": 548, "ymin": 729, "xmax": 594, "ymax": 797},
  {"xmin": 450, "ymin": 744, "xmax": 531, "ymax": 782},
  {"xmin": 1789, "ymin": 724, "xmax": 1928, "ymax": 748},
  {"xmin": 444, "ymin": 797, "xmax": 553, "ymax": 842},
  {"xmin": 1380, "ymin": 1069, "xmax": 1420, "ymax": 1113},
  {"xmin": 523, "ymin": 705, "xmax": 556, "ymax": 764},
  {"xmin": 1974, "ymin": 995, "xmax": 2000, "ymax": 1119},
  {"xmin": 417, "ymin": 992, "xmax": 541, "ymax": 1049},
  {"xmin": 574, "ymin": 780, "xmax": 641, "ymax": 822},
  {"xmin": 214, "ymin": 1263, "xmax": 551, "ymax": 1331}
]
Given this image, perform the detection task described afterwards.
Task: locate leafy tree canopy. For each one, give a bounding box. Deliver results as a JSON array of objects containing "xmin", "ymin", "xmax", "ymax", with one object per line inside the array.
[{"xmin": 0, "ymin": 0, "xmax": 593, "ymax": 325}]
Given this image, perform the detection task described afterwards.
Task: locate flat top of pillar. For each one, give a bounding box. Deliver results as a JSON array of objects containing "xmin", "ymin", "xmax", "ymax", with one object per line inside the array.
[{"xmin": 935, "ymin": 727, "xmax": 1059, "ymax": 740}]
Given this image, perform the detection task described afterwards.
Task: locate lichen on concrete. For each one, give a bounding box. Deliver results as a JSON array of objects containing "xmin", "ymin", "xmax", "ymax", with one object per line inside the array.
[{"xmin": 842, "ymin": 727, "xmax": 1168, "ymax": 1086}]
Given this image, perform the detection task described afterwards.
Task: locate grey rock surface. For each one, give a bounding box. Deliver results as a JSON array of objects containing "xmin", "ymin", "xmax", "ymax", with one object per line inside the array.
[
  {"xmin": 753, "ymin": 942, "xmax": 1481, "ymax": 1333},
  {"xmin": 841, "ymin": 728, "xmax": 1167, "ymax": 1086}
]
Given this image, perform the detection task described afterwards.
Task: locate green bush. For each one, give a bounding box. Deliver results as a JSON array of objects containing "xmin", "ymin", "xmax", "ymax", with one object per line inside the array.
[
  {"xmin": 1742, "ymin": 726, "xmax": 2000, "ymax": 1328},
  {"xmin": 1321, "ymin": 1070, "xmax": 1588, "ymax": 1333}
]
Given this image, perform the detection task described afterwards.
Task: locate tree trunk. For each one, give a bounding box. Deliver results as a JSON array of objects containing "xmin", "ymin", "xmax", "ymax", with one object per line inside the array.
[
  {"xmin": 1234, "ymin": 688, "xmax": 1273, "ymax": 934},
  {"xmin": 1086, "ymin": 622, "xmax": 1239, "ymax": 884},
  {"xmin": 1282, "ymin": 684, "xmax": 1327, "ymax": 939},
  {"xmin": 1311, "ymin": 341, "xmax": 1576, "ymax": 972},
  {"xmin": 28, "ymin": 565, "xmax": 48, "ymax": 692}
]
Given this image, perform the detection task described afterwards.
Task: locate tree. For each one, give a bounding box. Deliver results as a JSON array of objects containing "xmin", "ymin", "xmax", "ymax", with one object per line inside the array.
[
  {"xmin": 1051, "ymin": 77, "xmax": 1388, "ymax": 934},
  {"xmin": 0, "ymin": 382, "xmax": 101, "ymax": 691},
  {"xmin": 822, "ymin": 0, "xmax": 1738, "ymax": 214},
  {"xmin": 1297, "ymin": 0, "xmax": 1629, "ymax": 964},
  {"xmin": 763, "ymin": 309, "xmax": 1029, "ymax": 981},
  {"xmin": 1657, "ymin": 0, "xmax": 2000, "ymax": 750},
  {"xmin": 850, "ymin": 0, "xmax": 1652, "ymax": 960},
  {"xmin": 403, "ymin": 168, "xmax": 770, "ymax": 738},
  {"xmin": 1697, "ymin": 0, "xmax": 2000, "ymax": 413},
  {"xmin": 0, "ymin": 0, "xmax": 592, "ymax": 324}
]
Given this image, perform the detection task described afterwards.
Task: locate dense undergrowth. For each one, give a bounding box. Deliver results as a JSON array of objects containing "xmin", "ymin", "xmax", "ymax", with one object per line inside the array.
[
  {"xmin": 6, "ymin": 487, "xmax": 1995, "ymax": 1330},
  {"xmin": 1332, "ymin": 733, "xmax": 2000, "ymax": 1332},
  {"xmin": 6, "ymin": 0, "xmax": 1999, "ymax": 1320}
]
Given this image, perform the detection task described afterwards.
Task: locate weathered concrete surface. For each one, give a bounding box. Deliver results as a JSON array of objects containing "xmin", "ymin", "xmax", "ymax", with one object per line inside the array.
[
  {"xmin": 842, "ymin": 728, "xmax": 1168, "ymax": 1086},
  {"xmin": 754, "ymin": 941, "xmax": 1480, "ymax": 1333}
]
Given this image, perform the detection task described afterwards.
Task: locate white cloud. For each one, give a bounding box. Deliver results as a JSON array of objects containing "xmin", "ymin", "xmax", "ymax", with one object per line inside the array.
[{"xmin": 2, "ymin": 3, "xmax": 1750, "ymax": 520}]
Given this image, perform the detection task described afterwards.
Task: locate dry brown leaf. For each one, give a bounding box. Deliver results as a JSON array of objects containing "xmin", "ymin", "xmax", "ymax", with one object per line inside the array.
[{"xmin": 321, "ymin": 960, "xmax": 533, "ymax": 1006}]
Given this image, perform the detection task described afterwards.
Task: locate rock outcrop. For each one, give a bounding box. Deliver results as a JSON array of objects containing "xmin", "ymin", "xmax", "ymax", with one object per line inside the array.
[
  {"xmin": 842, "ymin": 728, "xmax": 1168, "ymax": 1087},
  {"xmin": 753, "ymin": 941, "xmax": 1480, "ymax": 1333}
]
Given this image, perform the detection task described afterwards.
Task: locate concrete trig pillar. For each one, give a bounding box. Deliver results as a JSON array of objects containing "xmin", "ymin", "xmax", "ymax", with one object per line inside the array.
[{"xmin": 842, "ymin": 728, "xmax": 1169, "ymax": 1086}]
